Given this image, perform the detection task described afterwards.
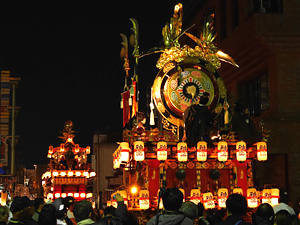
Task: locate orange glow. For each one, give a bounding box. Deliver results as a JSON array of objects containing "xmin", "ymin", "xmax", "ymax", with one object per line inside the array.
[
  {"xmin": 67, "ymin": 135, "xmax": 73, "ymax": 142},
  {"xmin": 49, "ymin": 146, "xmax": 53, "ymax": 154},
  {"xmin": 75, "ymin": 144, "xmax": 79, "ymax": 153},
  {"xmin": 86, "ymin": 193, "xmax": 93, "ymax": 198},
  {"xmin": 76, "ymin": 171, "xmax": 81, "ymax": 176},
  {"xmin": 55, "ymin": 193, "xmax": 61, "ymax": 198},
  {"xmin": 67, "ymin": 193, "xmax": 73, "ymax": 197},
  {"xmin": 68, "ymin": 171, "xmax": 73, "ymax": 177},
  {"xmin": 86, "ymin": 146, "xmax": 90, "ymax": 154},
  {"xmin": 90, "ymin": 172, "xmax": 96, "ymax": 177},
  {"xmin": 80, "ymin": 193, "xmax": 86, "ymax": 198},
  {"xmin": 74, "ymin": 193, "xmax": 79, "ymax": 198},
  {"xmin": 131, "ymin": 187, "xmax": 137, "ymax": 194},
  {"xmin": 83, "ymin": 172, "xmax": 89, "ymax": 177},
  {"xmin": 61, "ymin": 193, "xmax": 67, "ymax": 198},
  {"xmin": 53, "ymin": 171, "xmax": 58, "ymax": 176},
  {"xmin": 61, "ymin": 171, "xmax": 66, "ymax": 177},
  {"xmin": 60, "ymin": 144, "xmax": 65, "ymax": 152},
  {"xmin": 47, "ymin": 193, "xmax": 53, "ymax": 199}
]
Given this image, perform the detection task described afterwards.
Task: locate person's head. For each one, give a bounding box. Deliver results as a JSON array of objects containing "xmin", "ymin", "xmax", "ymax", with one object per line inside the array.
[
  {"xmin": 279, "ymin": 188, "xmax": 289, "ymax": 204},
  {"xmin": 64, "ymin": 196, "xmax": 75, "ymax": 212},
  {"xmin": 0, "ymin": 205, "xmax": 9, "ymax": 222},
  {"xmin": 180, "ymin": 201, "xmax": 198, "ymax": 220},
  {"xmin": 252, "ymin": 203, "xmax": 274, "ymax": 225},
  {"xmin": 206, "ymin": 209, "xmax": 224, "ymax": 225},
  {"xmin": 10, "ymin": 196, "xmax": 34, "ymax": 221},
  {"xmin": 38, "ymin": 204, "xmax": 57, "ymax": 225},
  {"xmin": 73, "ymin": 200, "xmax": 93, "ymax": 222},
  {"xmin": 274, "ymin": 210, "xmax": 292, "ymax": 225},
  {"xmin": 34, "ymin": 198, "xmax": 45, "ymax": 212},
  {"xmin": 197, "ymin": 203, "xmax": 205, "ymax": 217},
  {"xmin": 226, "ymin": 194, "xmax": 247, "ymax": 216},
  {"xmin": 291, "ymin": 214, "xmax": 300, "ymax": 225},
  {"xmin": 103, "ymin": 206, "xmax": 116, "ymax": 218},
  {"xmin": 162, "ymin": 188, "xmax": 183, "ymax": 211},
  {"xmin": 53, "ymin": 198, "xmax": 67, "ymax": 220}
]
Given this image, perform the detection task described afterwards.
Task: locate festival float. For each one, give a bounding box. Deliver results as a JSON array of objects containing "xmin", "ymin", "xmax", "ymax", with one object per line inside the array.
[
  {"xmin": 41, "ymin": 121, "xmax": 96, "ymax": 201},
  {"xmin": 113, "ymin": 3, "xmax": 274, "ymax": 211}
]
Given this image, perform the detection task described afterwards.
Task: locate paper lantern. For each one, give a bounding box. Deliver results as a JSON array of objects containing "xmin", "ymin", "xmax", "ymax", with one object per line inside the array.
[
  {"xmin": 1, "ymin": 193, "xmax": 7, "ymax": 206},
  {"xmin": 134, "ymin": 141, "xmax": 145, "ymax": 161},
  {"xmin": 271, "ymin": 188, "xmax": 279, "ymax": 206},
  {"xmin": 119, "ymin": 142, "xmax": 130, "ymax": 163},
  {"xmin": 139, "ymin": 190, "xmax": 150, "ymax": 210},
  {"xmin": 233, "ymin": 188, "xmax": 243, "ymax": 195},
  {"xmin": 218, "ymin": 188, "xmax": 228, "ymax": 208},
  {"xmin": 257, "ymin": 142, "xmax": 267, "ymax": 161},
  {"xmin": 177, "ymin": 142, "xmax": 188, "ymax": 162},
  {"xmin": 157, "ymin": 141, "xmax": 167, "ymax": 161},
  {"xmin": 261, "ymin": 189, "xmax": 271, "ymax": 204},
  {"xmin": 49, "ymin": 146, "xmax": 53, "ymax": 154},
  {"xmin": 203, "ymin": 192, "xmax": 215, "ymax": 209},
  {"xmin": 190, "ymin": 189, "xmax": 201, "ymax": 205},
  {"xmin": 247, "ymin": 188, "xmax": 258, "ymax": 208},
  {"xmin": 197, "ymin": 141, "xmax": 207, "ymax": 161},
  {"xmin": 90, "ymin": 172, "xmax": 96, "ymax": 177},
  {"xmin": 236, "ymin": 141, "xmax": 247, "ymax": 162},
  {"xmin": 86, "ymin": 146, "xmax": 90, "ymax": 154},
  {"xmin": 218, "ymin": 141, "xmax": 228, "ymax": 161},
  {"xmin": 179, "ymin": 188, "xmax": 185, "ymax": 202},
  {"xmin": 75, "ymin": 144, "xmax": 79, "ymax": 153},
  {"xmin": 157, "ymin": 190, "xmax": 164, "ymax": 209},
  {"xmin": 60, "ymin": 144, "xmax": 65, "ymax": 152}
]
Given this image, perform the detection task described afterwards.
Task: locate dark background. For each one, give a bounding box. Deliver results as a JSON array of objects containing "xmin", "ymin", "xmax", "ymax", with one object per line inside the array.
[{"xmin": 0, "ymin": 1, "xmax": 192, "ymax": 168}]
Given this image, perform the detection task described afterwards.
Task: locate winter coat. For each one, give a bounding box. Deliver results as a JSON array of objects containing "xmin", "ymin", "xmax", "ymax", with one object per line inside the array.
[
  {"xmin": 215, "ymin": 215, "xmax": 252, "ymax": 225},
  {"xmin": 146, "ymin": 213, "xmax": 194, "ymax": 225}
]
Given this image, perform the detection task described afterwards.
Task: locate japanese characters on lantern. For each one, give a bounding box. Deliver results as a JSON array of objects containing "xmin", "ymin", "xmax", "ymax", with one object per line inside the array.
[
  {"xmin": 197, "ymin": 141, "xmax": 207, "ymax": 161},
  {"xmin": 139, "ymin": 190, "xmax": 150, "ymax": 210},
  {"xmin": 177, "ymin": 142, "xmax": 188, "ymax": 162},
  {"xmin": 190, "ymin": 189, "xmax": 201, "ymax": 205},
  {"xmin": 203, "ymin": 192, "xmax": 215, "ymax": 209},
  {"xmin": 236, "ymin": 141, "xmax": 246, "ymax": 162},
  {"xmin": 257, "ymin": 142, "xmax": 267, "ymax": 161},
  {"xmin": 218, "ymin": 141, "xmax": 228, "ymax": 161},
  {"xmin": 247, "ymin": 187, "xmax": 258, "ymax": 208},
  {"xmin": 218, "ymin": 188, "xmax": 228, "ymax": 208},
  {"xmin": 133, "ymin": 141, "xmax": 145, "ymax": 161},
  {"xmin": 157, "ymin": 141, "xmax": 167, "ymax": 161}
]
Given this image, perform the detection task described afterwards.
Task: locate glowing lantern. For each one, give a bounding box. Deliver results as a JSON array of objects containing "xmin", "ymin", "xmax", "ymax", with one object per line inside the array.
[
  {"xmin": 86, "ymin": 193, "xmax": 93, "ymax": 198},
  {"xmin": 177, "ymin": 142, "xmax": 188, "ymax": 162},
  {"xmin": 271, "ymin": 188, "xmax": 279, "ymax": 206},
  {"xmin": 47, "ymin": 193, "xmax": 53, "ymax": 200},
  {"xmin": 157, "ymin": 190, "xmax": 164, "ymax": 209},
  {"xmin": 90, "ymin": 172, "xmax": 96, "ymax": 177},
  {"xmin": 74, "ymin": 193, "xmax": 79, "ymax": 198},
  {"xmin": 47, "ymin": 153, "xmax": 52, "ymax": 158},
  {"xmin": 139, "ymin": 190, "xmax": 150, "ymax": 210},
  {"xmin": 67, "ymin": 193, "xmax": 73, "ymax": 197},
  {"xmin": 86, "ymin": 146, "xmax": 90, "ymax": 154},
  {"xmin": 257, "ymin": 142, "xmax": 267, "ymax": 161},
  {"xmin": 134, "ymin": 141, "xmax": 145, "ymax": 161},
  {"xmin": 75, "ymin": 144, "xmax": 79, "ymax": 153},
  {"xmin": 76, "ymin": 171, "xmax": 81, "ymax": 177},
  {"xmin": 1, "ymin": 193, "xmax": 7, "ymax": 206},
  {"xmin": 233, "ymin": 188, "xmax": 243, "ymax": 195},
  {"xmin": 60, "ymin": 144, "xmax": 65, "ymax": 152},
  {"xmin": 179, "ymin": 188, "xmax": 185, "ymax": 202},
  {"xmin": 203, "ymin": 192, "xmax": 215, "ymax": 209},
  {"xmin": 218, "ymin": 141, "xmax": 228, "ymax": 161},
  {"xmin": 190, "ymin": 189, "xmax": 201, "ymax": 205},
  {"xmin": 262, "ymin": 189, "xmax": 271, "ymax": 204},
  {"xmin": 67, "ymin": 135, "xmax": 73, "ymax": 142},
  {"xmin": 218, "ymin": 188, "xmax": 228, "ymax": 208},
  {"xmin": 119, "ymin": 142, "xmax": 130, "ymax": 163},
  {"xmin": 55, "ymin": 193, "xmax": 61, "ymax": 198},
  {"xmin": 247, "ymin": 188, "xmax": 258, "ymax": 208},
  {"xmin": 80, "ymin": 193, "xmax": 86, "ymax": 198},
  {"xmin": 68, "ymin": 171, "xmax": 73, "ymax": 177},
  {"xmin": 49, "ymin": 146, "xmax": 53, "ymax": 154},
  {"xmin": 61, "ymin": 171, "xmax": 66, "ymax": 177},
  {"xmin": 157, "ymin": 141, "xmax": 167, "ymax": 161},
  {"xmin": 61, "ymin": 193, "xmax": 67, "ymax": 198},
  {"xmin": 106, "ymin": 201, "xmax": 111, "ymax": 207},
  {"xmin": 83, "ymin": 171, "xmax": 89, "ymax": 177},
  {"xmin": 236, "ymin": 141, "xmax": 247, "ymax": 162},
  {"xmin": 197, "ymin": 141, "xmax": 207, "ymax": 161}
]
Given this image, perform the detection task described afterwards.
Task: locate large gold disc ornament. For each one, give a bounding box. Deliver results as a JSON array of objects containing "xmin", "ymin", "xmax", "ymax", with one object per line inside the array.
[{"xmin": 152, "ymin": 58, "xmax": 226, "ymax": 127}]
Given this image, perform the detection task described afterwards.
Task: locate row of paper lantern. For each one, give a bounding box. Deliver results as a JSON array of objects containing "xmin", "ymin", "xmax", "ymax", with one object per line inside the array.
[
  {"xmin": 106, "ymin": 187, "xmax": 278, "ymax": 210},
  {"xmin": 113, "ymin": 141, "xmax": 267, "ymax": 168}
]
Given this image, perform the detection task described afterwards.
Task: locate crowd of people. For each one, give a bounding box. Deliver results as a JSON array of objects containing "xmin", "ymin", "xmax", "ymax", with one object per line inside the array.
[{"xmin": 0, "ymin": 188, "xmax": 298, "ymax": 225}]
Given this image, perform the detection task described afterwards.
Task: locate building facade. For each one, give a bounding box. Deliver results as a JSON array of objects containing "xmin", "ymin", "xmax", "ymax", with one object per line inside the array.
[{"xmin": 182, "ymin": 0, "xmax": 300, "ymax": 200}]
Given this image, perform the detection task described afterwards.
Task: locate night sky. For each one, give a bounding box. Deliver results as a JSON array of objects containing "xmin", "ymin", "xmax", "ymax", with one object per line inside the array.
[{"xmin": 0, "ymin": 1, "xmax": 191, "ymax": 168}]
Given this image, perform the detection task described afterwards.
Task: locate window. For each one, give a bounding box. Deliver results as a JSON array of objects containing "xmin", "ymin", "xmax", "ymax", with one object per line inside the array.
[{"xmin": 238, "ymin": 74, "xmax": 269, "ymax": 116}]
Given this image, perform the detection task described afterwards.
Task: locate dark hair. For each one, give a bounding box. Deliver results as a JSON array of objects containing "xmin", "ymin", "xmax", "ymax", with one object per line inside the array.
[
  {"xmin": 206, "ymin": 209, "xmax": 223, "ymax": 225},
  {"xmin": 226, "ymin": 194, "xmax": 247, "ymax": 216},
  {"xmin": 291, "ymin": 214, "xmax": 300, "ymax": 225},
  {"xmin": 279, "ymin": 189, "xmax": 289, "ymax": 204},
  {"xmin": 197, "ymin": 203, "xmax": 205, "ymax": 217},
  {"xmin": 38, "ymin": 204, "xmax": 57, "ymax": 225},
  {"xmin": 162, "ymin": 188, "xmax": 183, "ymax": 211},
  {"xmin": 103, "ymin": 206, "xmax": 116, "ymax": 217},
  {"xmin": 253, "ymin": 203, "xmax": 274, "ymax": 224},
  {"xmin": 73, "ymin": 200, "xmax": 93, "ymax": 222},
  {"xmin": 274, "ymin": 210, "xmax": 292, "ymax": 225},
  {"xmin": 34, "ymin": 198, "xmax": 45, "ymax": 210}
]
